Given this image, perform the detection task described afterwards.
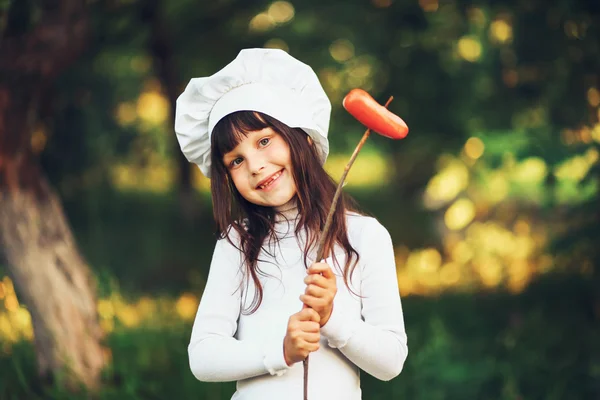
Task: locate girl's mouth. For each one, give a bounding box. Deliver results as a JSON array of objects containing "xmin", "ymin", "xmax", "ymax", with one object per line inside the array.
[{"xmin": 257, "ymin": 169, "xmax": 284, "ymax": 191}]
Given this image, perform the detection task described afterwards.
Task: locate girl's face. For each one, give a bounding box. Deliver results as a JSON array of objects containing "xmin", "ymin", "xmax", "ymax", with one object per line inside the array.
[{"xmin": 223, "ymin": 127, "xmax": 297, "ymax": 210}]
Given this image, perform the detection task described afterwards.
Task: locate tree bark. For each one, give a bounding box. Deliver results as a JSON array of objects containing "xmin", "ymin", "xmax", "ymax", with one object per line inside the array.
[
  {"xmin": 0, "ymin": 166, "xmax": 105, "ymax": 391},
  {"xmin": 0, "ymin": 0, "xmax": 105, "ymax": 391}
]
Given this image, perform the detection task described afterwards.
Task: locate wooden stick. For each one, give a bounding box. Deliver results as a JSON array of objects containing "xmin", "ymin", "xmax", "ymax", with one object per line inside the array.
[{"xmin": 303, "ymin": 96, "xmax": 394, "ymax": 400}]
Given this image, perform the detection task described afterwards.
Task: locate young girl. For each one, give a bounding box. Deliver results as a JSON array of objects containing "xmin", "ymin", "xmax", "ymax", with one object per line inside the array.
[{"xmin": 174, "ymin": 48, "xmax": 408, "ymax": 400}]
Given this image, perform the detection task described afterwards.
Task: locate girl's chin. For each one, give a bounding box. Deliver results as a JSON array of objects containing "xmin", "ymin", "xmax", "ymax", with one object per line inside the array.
[
  {"xmin": 263, "ymin": 196, "xmax": 295, "ymax": 209},
  {"xmin": 252, "ymin": 191, "xmax": 296, "ymax": 209}
]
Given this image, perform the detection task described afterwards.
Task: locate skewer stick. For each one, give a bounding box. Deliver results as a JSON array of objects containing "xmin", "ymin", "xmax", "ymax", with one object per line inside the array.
[{"xmin": 303, "ymin": 96, "xmax": 394, "ymax": 400}]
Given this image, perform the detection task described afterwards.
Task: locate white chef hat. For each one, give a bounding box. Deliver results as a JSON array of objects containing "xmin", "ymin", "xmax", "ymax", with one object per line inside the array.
[{"xmin": 174, "ymin": 48, "xmax": 331, "ymax": 178}]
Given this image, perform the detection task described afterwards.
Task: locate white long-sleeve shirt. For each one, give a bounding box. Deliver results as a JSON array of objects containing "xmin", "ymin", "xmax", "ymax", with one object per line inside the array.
[{"xmin": 188, "ymin": 213, "xmax": 408, "ymax": 400}]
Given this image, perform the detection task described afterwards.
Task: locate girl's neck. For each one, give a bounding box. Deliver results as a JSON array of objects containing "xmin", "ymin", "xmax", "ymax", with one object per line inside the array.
[{"xmin": 273, "ymin": 199, "xmax": 299, "ymax": 223}]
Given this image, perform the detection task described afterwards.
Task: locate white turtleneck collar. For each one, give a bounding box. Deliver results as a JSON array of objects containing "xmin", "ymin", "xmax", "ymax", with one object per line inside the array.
[{"xmin": 272, "ymin": 204, "xmax": 300, "ymax": 239}]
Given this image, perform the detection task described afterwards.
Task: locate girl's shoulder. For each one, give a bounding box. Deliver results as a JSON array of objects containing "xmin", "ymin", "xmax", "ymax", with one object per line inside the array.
[
  {"xmin": 345, "ymin": 211, "xmax": 392, "ymax": 244},
  {"xmin": 216, "ymin": 222, "xmax": 246, "ymax": 249}
]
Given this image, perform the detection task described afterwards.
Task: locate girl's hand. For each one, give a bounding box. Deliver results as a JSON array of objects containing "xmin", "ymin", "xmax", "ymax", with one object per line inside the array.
[
  {"xmin": 283, "ymin": 308, "xmax": 321, "ymax": 366},
  {"xmin": 300, "ymin": 262, "xmax": 337, "ymax": 327}
]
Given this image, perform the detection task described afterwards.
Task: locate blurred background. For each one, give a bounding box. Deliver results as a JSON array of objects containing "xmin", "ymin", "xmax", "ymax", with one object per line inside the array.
[{"xmin": 0, "ymin": 0, "xmax": 599, "ymax": 399}]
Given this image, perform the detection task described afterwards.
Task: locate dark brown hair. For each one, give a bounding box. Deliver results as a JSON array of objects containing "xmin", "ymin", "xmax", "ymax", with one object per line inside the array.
[{"xmin": 210, "ymin": 111, "xmax": 360, "ymax": 314}]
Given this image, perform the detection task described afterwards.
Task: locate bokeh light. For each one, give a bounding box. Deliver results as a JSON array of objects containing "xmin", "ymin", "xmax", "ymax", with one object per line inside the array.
[
  {"xmin": 267, "ymin": 1, "xmax": 295, "ymax": 24},
  {"xmin": 457, "ymin": 37, "xmax": 482, "ymax": 62},
  {"xmin": 418, "ymin": 0, "xmax": 438, "ymax": 12},
  {"xmin": 325, "ymin": 151, "xmax": 392, "ymax": 188},
  {"xmin": 444, "ymin": 198, "xmax": 476, "ymax": 230},
  {"xmin": 490, "ymin": 19, "xmax": 513, "ymax": 44},
  {"xmin": 249, "ymin": 13, "xmax": 275, "ymax": 32},
  {"xmin": 424, "ymin": 158, "xmax": 469, "ymax": 209},
  {"xmin": 250, "ymin": 2, "xmax": 294, "ymax": 33},
  {"xmin": 512, "ymin": 157, "xmax": 548, "ymax": 185},
  {"xmin": 554, "ymin": 152, "xmax": 596, "ymax": 182},
  {"xmin": 464, "ymin": 137, "xmax": 485, "ymax": 159},
  {"xmin": 136, "ymin": 91, "xmax": 169, "ymax": 126},
  {"xmin": 329, "ymin": 39, "xmax": 355, "ymax": 63},
  {"xmin": 176, "ymin": 293, "xmax": 199, "ymax": 321},
  {"xmin": 587, "ymin": 87, "xmax": 600, "ymax": 107},
  {"xmin": 116, "ymin": 102, "xmax": 137, "ymax": 126},
  {"xmin": 0, "ymin": 275, "xmax": 204, "ymax": 350}
]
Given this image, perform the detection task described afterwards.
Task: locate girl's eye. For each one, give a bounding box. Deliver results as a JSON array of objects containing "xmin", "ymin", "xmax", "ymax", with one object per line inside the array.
[
  {"xmin": 230, "ymin": 157, "xmax": 243, "ymax": 167},
  {"xmin": 259, "ymin": 137, "xmax": 270, "ymax": 146}
]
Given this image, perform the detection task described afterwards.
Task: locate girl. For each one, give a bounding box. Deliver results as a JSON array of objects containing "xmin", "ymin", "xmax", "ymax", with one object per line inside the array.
[{"xmin": 175, "ymin": 48, "xmax": 408, "ymax": 400}]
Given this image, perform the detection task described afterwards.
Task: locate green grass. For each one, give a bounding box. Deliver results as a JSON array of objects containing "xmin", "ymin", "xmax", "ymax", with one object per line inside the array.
[{"xmin": 1, "ymin": 273, "xmax": 598, "ymax": 400}]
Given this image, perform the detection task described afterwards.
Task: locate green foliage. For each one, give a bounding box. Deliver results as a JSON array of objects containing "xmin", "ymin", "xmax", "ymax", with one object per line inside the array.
[
  {"xmin": 362, "ymin": 274, "xmax": 600, "ymax": 400},
  {"xmin": 61, "ymin": 188, "xmax": 215, "ymax": 296},
  {"xmin": 1, "ymin": 275, "xmax": 597, "ymax": 399}
]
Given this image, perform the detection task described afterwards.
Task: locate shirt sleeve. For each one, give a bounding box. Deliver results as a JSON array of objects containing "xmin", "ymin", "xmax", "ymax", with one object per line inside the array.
[
  {"xmin": 188, "ymin": 236, "xmax": 290, "ymax": 382},
  {"xmin": 320, "ymin": 218, "xmax": 408, "ymax": 381}
]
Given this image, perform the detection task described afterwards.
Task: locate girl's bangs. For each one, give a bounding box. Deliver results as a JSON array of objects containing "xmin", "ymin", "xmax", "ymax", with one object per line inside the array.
[{"xmin": 213, "ymin": 111, "xmax": 271, "ymax": 156}]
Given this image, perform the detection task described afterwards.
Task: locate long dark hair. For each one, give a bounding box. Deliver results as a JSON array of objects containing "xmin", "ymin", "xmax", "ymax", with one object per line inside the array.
[{"xmin": 211, "ymin": 111, "xmax": 360, "ymax": 314}]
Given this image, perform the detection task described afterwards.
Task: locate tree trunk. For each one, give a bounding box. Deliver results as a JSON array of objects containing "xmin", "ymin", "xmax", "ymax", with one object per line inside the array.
[
  {"xmin": 0, "ymin": 0, "xmax": 105, "ymax": 391},
  {"xmin": 0, "ymin": 166, "xmax": 105, "ymax": 391}
]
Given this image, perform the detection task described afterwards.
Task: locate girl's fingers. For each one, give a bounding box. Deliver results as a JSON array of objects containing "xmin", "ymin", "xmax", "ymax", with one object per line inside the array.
[
  {"xmin": 303, "ymin": 273, "xmax": 330, "ymax": 288},
  {"xmin": 305, "ymin": 284, "xmax": 328, "ymax": 298},
  {"xmin": 300, "ymin": 294, "xmax": 327, "ymax": 309},
  {"xmin": 298, "ymin": 321, "xmax": 320, "ymax": 333},
  {"xmin": 299, "ymin": 307, "xmax": 320, "ymax": 323},
  {"xmin": 300, "ymin": 339, "xmax": 320, "ymax": 353},
  {"xmin": 308, "ymin": 262, "xmax": 335, "ymax": 279},
  {"xmin": 300, "ymin": 332, "xmax": 321, "ymax": 343}
]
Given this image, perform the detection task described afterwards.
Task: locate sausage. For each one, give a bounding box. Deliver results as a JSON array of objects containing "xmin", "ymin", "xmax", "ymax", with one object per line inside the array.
[{"xmin": 342, "ymin": 88, "xmax": 409, "ymax": 139}]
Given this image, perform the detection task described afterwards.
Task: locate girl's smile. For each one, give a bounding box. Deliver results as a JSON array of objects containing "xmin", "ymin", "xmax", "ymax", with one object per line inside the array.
[
  {"xmin": 223, "ymin": 128, "xmax": 297, "ymax": 209},
  {"xmin": 256, "ymin": 169, "xmax": 284, "ymax": 191}
]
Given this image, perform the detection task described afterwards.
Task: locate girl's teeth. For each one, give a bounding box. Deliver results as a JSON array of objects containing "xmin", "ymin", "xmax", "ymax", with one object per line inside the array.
[{"xmin": 260, "ymin": 171, "xmax": 281, "ymax": 189}]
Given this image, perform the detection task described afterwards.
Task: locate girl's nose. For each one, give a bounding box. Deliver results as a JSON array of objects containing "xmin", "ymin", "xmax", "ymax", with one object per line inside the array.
[{"xmin": 248, "ymin": 156, "xmax": 266, "ymax": 176}]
